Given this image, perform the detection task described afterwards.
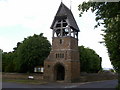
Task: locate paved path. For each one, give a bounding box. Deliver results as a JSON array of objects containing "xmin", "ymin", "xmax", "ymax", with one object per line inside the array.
[{"xmin": 2, "ymin": 80, "xmax": 118, "ymax": 88}]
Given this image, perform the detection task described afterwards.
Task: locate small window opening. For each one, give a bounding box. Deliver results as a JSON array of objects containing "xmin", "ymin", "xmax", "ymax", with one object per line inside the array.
[
  {"xmin": 62, "ymin": 54, "xmax": 64, "ymax": 58},
  {"xmin": 56, "ymin": 54, "xmax": 58, "ymax": 58},
  {"xmin": 56, "ymin": 53, "xmax": 64, "ymax": 58},
  {"xmin": 60, "ymin": 39, "xmax": 62, "ymax": 44}
]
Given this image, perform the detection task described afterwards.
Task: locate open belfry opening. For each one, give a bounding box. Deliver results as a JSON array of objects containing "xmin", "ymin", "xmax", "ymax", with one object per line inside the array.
[{"xmin": 44, "ymin": 2, "xmax": 80, "ymax": 82}]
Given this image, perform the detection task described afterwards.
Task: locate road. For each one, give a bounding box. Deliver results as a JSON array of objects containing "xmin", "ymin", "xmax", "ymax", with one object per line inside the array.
[{"xmin": 2, "ymin": 79, "xmax": 118, "ymax": 88}]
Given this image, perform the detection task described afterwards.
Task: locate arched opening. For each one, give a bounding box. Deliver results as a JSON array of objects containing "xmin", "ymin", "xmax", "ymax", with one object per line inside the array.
[{"xmin": 55, "ymin": 64, "xmax": 65, "ymax": 81}]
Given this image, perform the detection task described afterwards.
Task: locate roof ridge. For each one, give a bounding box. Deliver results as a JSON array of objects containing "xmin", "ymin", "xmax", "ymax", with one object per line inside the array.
[{"xmin": 50, "ymin": 2, "xmax": 80, "ymax": 31}]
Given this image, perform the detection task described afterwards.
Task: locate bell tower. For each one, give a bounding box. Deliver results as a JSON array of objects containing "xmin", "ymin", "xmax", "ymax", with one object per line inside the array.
[{"xmin": 44, "ymin": 2, "xmax": 80, "ymax": 82}]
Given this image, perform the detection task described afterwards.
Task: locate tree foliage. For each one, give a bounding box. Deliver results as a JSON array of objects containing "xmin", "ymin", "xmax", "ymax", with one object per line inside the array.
[
  {"xmin": 78, "ymin": 2, "xmax": 120, "ymax": 88},
  {"xmin": 2, "ymin": 52, "xmax": 16, "ymax": 72},
  {"xmin": 16, "ymin": 33, "xmax": 51, "ymax": 73},
  {"xmin": 79, "ymin": 46, "xmax": 102, "ymax": 73},
  {"xmin": 2, "ymin": 33, "xmax": 51, "ymax": 73}
]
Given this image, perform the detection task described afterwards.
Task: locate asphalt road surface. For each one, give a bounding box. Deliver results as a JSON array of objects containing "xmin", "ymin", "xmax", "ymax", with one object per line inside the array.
[{"xmin": 2, "ymin": 79, "xmax": 118, "ymax": 88}]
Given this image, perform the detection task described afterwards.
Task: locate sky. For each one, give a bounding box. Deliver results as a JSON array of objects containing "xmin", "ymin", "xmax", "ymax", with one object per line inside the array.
[{"xmin": 0, "ymin": 0, "xmax": 113, "ymax": 69}]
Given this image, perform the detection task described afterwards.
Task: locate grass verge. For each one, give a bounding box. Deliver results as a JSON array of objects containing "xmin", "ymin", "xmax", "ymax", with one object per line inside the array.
[{"xmin": 3, "ymin": 79, "xmax": 48, "ymax": 85}]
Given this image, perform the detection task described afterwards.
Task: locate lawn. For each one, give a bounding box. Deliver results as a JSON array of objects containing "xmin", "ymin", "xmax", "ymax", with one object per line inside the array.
[
  {"xmin": 2, "ymin": 72, "xmax": 48, "ymax": 85},
  {"xmin": 3, "ymin": 79, "xmax": 47, "ymax": 85}
]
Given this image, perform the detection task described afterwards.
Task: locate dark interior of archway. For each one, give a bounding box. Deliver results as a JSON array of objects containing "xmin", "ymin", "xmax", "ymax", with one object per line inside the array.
[{"xmin": 56, "ymin": 64, "xmax": 65, "ymax": 81}]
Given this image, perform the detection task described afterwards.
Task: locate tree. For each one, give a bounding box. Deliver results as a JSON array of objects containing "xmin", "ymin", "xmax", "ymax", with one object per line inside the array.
[
  {"xmin": 2, "ymin": 52, "xmax": 16, "ymax": 72},
  {"xmin": 16, "ymin": 33, "xmax": 51, "ymax": 73},
  {"xmin": 2, "ymin": 52, "xmax": 7, "ymax": 72},
  {"xmin": 13, "ymin": 42, "xmax": 22, "ymax": 52},
  {"xmin": 78, "ymin": 2, "xmax": 120, "ymax": 88},
  {"xmin": 79, "ymin": 46, "xmax": 102, "ymax": 73}
]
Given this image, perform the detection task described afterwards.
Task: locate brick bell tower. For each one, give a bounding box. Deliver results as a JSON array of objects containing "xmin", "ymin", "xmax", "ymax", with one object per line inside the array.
[{"xmin": 44, "ymin": 2, "xmax": 80, "ymax": 82}]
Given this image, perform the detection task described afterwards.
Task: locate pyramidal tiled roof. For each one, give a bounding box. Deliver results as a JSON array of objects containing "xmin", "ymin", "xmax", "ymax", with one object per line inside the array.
[{"xmin": 50, "ymin": 2, "xmax": 80, "ymax": 32}]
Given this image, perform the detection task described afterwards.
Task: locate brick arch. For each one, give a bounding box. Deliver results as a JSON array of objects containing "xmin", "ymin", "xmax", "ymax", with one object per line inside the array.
[{"xmin": 54, "ymin": 62, "xmax": 65, "ymax": 81}]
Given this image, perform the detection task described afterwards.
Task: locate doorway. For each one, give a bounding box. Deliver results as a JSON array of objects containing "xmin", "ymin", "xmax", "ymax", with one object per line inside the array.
[{"xmin": 55, "ymin": 64, "xmax": 65, "ymax": 81}]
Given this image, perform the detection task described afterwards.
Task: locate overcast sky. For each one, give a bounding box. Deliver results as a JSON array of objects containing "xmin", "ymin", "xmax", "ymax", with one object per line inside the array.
[{"xmin": 0, "ymin": 0, "xmax": 113, "ymax": 69}]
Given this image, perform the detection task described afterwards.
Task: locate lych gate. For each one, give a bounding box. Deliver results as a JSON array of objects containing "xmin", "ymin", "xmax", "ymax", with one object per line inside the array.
[{"xmin": 44, "ymin": 2, "xmax": 80, "ymax": 82}]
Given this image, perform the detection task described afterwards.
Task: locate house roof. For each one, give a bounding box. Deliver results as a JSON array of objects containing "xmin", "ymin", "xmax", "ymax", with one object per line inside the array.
[{"xmin": 50, "ymin": 2, "xmax": 80, "ymax": 32}]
